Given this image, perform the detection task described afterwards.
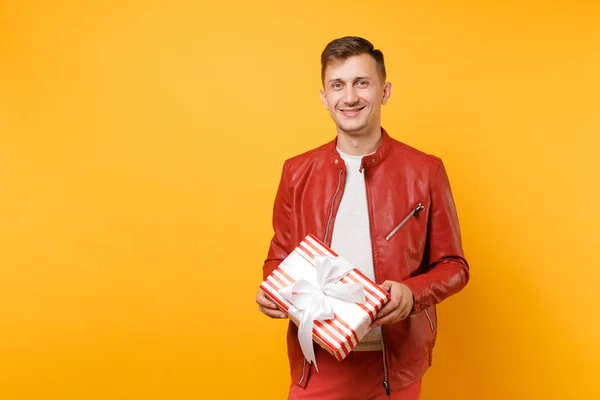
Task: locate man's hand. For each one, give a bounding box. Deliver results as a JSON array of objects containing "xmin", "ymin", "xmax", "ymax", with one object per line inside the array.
[
  {"xmin": 371, "ymin": 280, "xmax": 414, "ymax": 328},
  {"xmin": 256, "ymin": 289, "xmax": 288, "ymax": 319}
]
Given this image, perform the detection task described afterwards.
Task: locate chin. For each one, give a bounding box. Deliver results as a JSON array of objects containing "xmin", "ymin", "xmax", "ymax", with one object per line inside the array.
[{"xmin": 337, "ymin": 122, "xmax": 368, "ymax": 134}]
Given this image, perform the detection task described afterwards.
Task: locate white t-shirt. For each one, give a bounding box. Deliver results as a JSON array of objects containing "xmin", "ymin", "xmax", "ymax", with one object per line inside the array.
[{"xmin": 330, "ymin": 148, "xmax": 382, "ymax": 351}]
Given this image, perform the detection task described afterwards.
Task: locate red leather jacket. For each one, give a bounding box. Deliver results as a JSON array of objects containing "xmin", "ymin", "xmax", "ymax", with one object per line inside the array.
[{"xmin": 263, "ymin": 128, "xmax": 469, "ymax": 393}]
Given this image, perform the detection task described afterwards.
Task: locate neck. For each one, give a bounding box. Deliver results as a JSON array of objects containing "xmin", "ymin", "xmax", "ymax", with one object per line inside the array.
[{"xmin": 336, "ymin": 126, "xmax": 382, "ymax": 156}]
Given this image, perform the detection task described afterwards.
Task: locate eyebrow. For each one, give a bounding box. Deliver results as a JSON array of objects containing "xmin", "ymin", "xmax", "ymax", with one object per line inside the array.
[{"xmin": 327, "ymin": 76, "xmax": 372, "ymax": 84}]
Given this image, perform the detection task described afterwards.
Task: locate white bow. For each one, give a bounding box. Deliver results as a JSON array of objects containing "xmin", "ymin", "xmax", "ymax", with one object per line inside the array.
[{"xmin": 279, "ymin": 255, "xmax": 366, "ymax": 371}]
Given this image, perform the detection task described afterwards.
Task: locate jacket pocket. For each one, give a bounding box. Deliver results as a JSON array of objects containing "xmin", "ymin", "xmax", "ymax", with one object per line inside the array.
[
  {"xmin": 409, "ymin": 307, "xmax": 435, "ymax": 333},
  {"xmin": 384, "ymin": 203, "xmax": 425, "ymax": 241}
]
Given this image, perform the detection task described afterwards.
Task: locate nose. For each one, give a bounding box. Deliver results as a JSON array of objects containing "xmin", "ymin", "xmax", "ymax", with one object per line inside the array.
[{"xmin": 343, "ymin": 86, "xmax": 359, "ymax": 105}]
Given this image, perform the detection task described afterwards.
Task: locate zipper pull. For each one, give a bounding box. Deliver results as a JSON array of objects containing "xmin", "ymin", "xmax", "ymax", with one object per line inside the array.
[
  {"xmin": 412, "ymin": 203, "xmax": 424, "ymax": 217},
  {"xmin": 383, "ymin": 380, "xmax": 391, "ymax": 396}
]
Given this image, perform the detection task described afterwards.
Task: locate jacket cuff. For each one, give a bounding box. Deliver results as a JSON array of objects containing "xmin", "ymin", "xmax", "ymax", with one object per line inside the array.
[{"xmin": 401, "ymin": 276, "xmax": 429, "ymax": 316}]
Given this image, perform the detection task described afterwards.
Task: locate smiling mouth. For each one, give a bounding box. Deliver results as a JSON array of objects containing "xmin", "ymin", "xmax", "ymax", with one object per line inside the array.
[{"xmin": 339, "ymin": 106, "xmax": 366, "ymax": 117}]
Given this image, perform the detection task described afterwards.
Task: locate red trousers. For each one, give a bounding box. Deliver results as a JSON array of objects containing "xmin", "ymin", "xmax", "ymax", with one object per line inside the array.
[{"xmin": 288, "ymin": 346, "xmax": 422, "ymax": 400}]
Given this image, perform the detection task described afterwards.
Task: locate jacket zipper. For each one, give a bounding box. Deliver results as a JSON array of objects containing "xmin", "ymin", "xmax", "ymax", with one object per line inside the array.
[
  {"xmin": 298, "ymin": 168, "xmax": 344, "ymax": 385},
  {"xmin": 323, "ymin": 169, "xmax": 344, "ymax": 245},
  {"xmin": 424, "ymin": 308, "xmax": 434, "ymax": 332},
  {"xmin": 381, "ymin": 338, "xmax": 391, "ymax": 396},
  {"xmin": 384, "ymin": 203, "xmax": 425, "ymax": 241},
  {"xmin": 361, "ymin": 165, "xmax": 391, "ymax": 396},
  {"xmin": 297, "ymin": 358, "xmax": 307, "ymax": 385}
]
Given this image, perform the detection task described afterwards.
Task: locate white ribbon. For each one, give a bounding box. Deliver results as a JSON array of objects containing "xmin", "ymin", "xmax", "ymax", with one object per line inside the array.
[{"xmin": 279, "ymin": 255, "xmax": 366, "ymax": 371}]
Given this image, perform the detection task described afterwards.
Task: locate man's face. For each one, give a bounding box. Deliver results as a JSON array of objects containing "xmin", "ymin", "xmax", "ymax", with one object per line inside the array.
[{"xmin": 320, "ymin": 54, "xmax": 392, "ymax": 136}]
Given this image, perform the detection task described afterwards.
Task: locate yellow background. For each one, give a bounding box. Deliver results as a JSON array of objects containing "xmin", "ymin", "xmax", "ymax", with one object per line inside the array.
[{"xmin": 1, "ymin": 1, "xmax": 599, "ymax": 399}]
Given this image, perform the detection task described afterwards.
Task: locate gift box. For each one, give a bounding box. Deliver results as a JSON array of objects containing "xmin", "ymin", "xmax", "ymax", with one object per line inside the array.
[{"xmin": 260, "ymin": 234, "xmax": 390, "ymax": 367}]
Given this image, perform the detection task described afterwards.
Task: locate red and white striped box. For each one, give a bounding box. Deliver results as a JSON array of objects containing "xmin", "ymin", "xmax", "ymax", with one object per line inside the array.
[{"xmin": 260, "ymin": 234, "xmax": 391, "ymax": 361}]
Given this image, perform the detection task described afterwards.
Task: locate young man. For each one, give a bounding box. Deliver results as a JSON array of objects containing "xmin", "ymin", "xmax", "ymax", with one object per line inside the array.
[{"xmin": 256, "ymin": 36, "xmax": 470, "ymax": 399}]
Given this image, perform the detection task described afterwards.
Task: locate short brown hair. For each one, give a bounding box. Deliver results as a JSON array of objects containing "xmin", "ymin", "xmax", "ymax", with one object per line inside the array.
[{"xmin": 320, "ymin": 36, "xmax": 386, "ymax": 84}]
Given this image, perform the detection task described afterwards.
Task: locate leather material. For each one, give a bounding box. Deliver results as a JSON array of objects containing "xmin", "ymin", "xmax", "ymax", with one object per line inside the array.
[{"xmin": 263, "ymin": 128, "xmax": 470, "ymax": 390}]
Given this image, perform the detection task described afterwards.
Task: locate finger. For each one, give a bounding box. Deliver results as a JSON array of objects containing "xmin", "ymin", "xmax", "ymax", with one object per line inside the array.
[
  {"xmin": 256, "ymin": 290, "xmax": 278, "ymax": 309},
  {"xmin": 371, "ymin": 310, "xmax": 400, "ymax": 328},
  {"xmin": 376, "ymin": 303, "xmax": 394, "ymax": 319},
  {"xmin": 259, "ymin": 305, "xmax": 287, "ymax": 319},
  {"xmin": 376, "ymin": 296, "xmax": 400, "ymax": 318},
  {"xmin": 395, "ymin": 299, "xmax": 413, "ymax": 321},
  {"xmin": 264, "ymin": 308, "xmax": 287, "ymax": 318},
  {"xmin": 256, "ymin": 296, "xmax": 277, "ymax": 309},
  {"xmin": 402, "ymin": 301, "xmax": 415, "ymax": 319},
  {"xmin": 379, "ymin": 280, "xmax": 393, "ymax": 292},
  {"xmin": 398, "ymin": 309, "xmax": 410, "ymax": 321}
]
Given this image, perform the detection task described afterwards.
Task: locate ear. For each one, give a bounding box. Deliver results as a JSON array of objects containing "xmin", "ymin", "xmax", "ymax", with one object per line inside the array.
[
  {"xmin": 382, "ymin": 82, "xmax": 392, "ymax": 105},
  {"xmin": 320, "ymin": 89, "xmax": 329, "ymax": 110}
]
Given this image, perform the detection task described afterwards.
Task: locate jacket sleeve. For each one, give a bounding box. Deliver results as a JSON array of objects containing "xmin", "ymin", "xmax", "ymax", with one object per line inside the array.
[
  {"xmin": 262, "ymin": 161, "xmax": 293, "ymax": 280},
  {"xmin": 401, "ymin": 159, "xmax": 470, "ymax": 314}
]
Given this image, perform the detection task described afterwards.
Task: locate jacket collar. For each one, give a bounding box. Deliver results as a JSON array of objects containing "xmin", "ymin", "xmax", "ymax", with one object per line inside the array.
[{"xmin": 327, "ymin": 127, "xmax": 392, "ymax": 171}]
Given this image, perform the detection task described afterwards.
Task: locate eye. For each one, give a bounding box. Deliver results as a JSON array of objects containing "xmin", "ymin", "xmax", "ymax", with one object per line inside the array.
[
  {"xmin": 356, "ymin": 80, "xmax": 368, "ymax": 87},
  {"xmin": 332, "ymin": 83, "xmax": 343, "ymax": 90}
]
